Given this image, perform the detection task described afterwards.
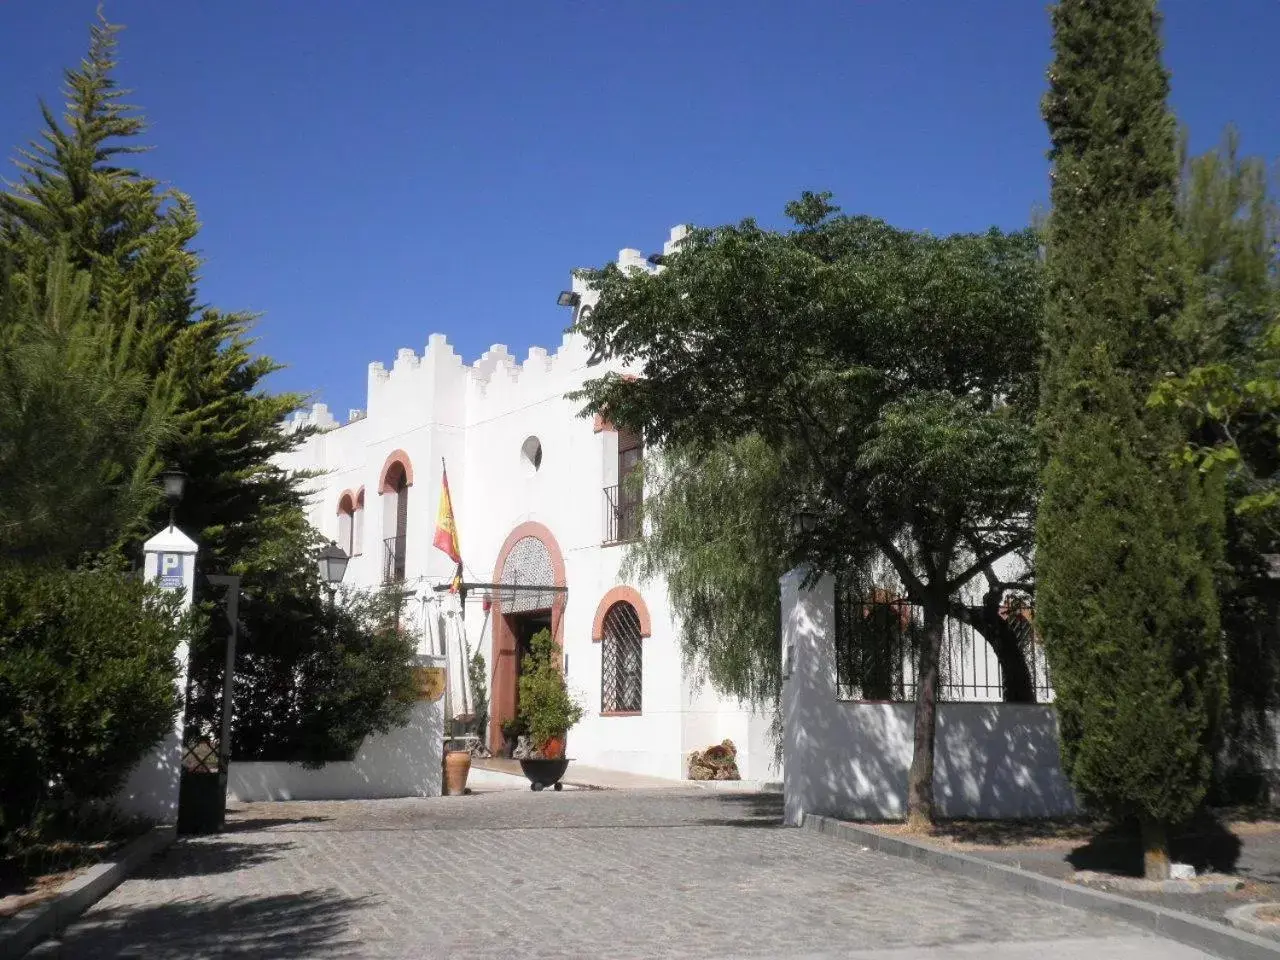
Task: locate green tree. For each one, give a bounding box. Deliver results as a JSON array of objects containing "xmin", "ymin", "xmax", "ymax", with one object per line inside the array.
[
  {"xmin": 573, "ymin": 197, "xmax": 1043, "ymax": 826},
  {"xmin": 1036, "ymin": 0, "xmax": 1225, "ymax": 878},
  {"xmin": 0, "ymin": 567, "xmax": 185, "ymax": 836},
  {"xmin": 1156, "ymin": 133, "xmax": 1280, "ymax": 796},
  {"xmin": 0, "ymin": 251, "xmax": 176, "ymax": 565},
  {"xmin": 0, "ymin": 14, "xmax": 312, "ymax": 575},
  {"xmin": 623, "ymin": 437, "xmax": 792, "ymax": 718},
  {"xmin": 1, "ymin": 13, "xmax": 414, "ymax": 767}
]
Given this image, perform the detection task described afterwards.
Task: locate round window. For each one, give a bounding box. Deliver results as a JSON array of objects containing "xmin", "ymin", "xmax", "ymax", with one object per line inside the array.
[{"xmin": 521, "ymin": 436, "xmax": 543, "ymax": 475}]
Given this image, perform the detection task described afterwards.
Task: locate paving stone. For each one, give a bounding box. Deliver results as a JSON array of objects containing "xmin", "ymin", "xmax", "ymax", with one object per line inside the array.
[{"xmin": 45, "ymin": 790, "xmax": 1206, "ymax": 959}]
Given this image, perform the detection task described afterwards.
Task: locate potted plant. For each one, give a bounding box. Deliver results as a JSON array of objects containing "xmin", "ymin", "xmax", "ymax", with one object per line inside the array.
[
  {"xmin": 500, "ymin": 716, "xmax": 527, "ymax": 759},
  {"xmin": 516, "ymin": 628, "xmax": 584, "ymax": 790}
]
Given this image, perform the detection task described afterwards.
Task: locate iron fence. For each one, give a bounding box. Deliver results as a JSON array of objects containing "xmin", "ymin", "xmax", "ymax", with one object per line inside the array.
[
  {"xmin": 602, "ymin": 484, "xmax": 641, "ymax": 545},
  {"xmin": 383, "ymin": 535, "xmax": 406, "ymax": 584},
  {"xmin": 834, "ymin": 592, "xmax": 1052, "ymax": 703}
]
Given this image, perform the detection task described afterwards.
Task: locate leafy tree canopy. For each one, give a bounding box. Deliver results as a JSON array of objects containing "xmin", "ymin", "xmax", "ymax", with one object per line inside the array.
[{"xmin": 572, "ymin": 195, "xmax": 1043, "ymax": 822}]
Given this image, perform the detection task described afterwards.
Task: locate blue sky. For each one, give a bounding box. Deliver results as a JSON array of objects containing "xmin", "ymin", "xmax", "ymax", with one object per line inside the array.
[{"xmin": 1, "ymin": 2, "xmax": 1277, "ymax": 416}]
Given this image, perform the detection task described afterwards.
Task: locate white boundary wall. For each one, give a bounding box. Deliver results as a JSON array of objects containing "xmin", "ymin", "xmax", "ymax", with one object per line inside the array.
[
  {"xmin": 781, "ymin": 569, "xmax": 1077, "ymax": 825},
  {"xmin": 227, "ymin": 658, "xmax": 445, "ymax": 802}
]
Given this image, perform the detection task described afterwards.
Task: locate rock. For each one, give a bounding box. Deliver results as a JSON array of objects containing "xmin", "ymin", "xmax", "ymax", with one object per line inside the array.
[
  {"xmin": 513, "ymin": 735, "xmax": 534, "ymax": 760},
  {"xmin": 687, "ymin": 738, "xmax": 741, "ymax": 781},
  {"xmin": 1170, "ymin": 863, "xmax": 1196, "ymax": 880}
]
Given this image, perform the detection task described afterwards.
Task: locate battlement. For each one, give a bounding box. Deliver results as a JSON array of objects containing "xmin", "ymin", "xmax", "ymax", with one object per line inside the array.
[
  {"xmin": 283, "ymin": 402, "xmax": 339, "ymax": 434},
  {"xmin": 304, "ymin": 223, "xmax": 686, "ymax": 424}
]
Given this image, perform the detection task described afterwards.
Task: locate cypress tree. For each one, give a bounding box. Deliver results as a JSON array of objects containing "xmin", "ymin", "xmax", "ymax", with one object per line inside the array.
[{"xmin": 1037, "ymin": 0, "xmax": 1225, "ymax": 879}]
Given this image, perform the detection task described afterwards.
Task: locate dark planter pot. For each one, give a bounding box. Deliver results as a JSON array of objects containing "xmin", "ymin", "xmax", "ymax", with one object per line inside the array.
[
  {"xmin": 178, "ymin": 769, "xmax": 227, "ymax": 835},
  {"xmin": 518, "ymin": 757, "xmax": 570, "ymax": 791}
]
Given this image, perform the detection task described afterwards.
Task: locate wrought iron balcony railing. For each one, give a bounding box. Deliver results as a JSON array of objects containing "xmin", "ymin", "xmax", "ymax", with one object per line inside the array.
[
  {"xmin": 383, "ymin": 535, "xmax": 406, "ymax": 583},
  {"xmin": 602, "ymin": 485, "xmax": 641, "ymax": 546}
]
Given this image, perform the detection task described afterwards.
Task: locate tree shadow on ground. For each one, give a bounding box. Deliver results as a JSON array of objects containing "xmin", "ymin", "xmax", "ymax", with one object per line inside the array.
[
  {"xmin": 140, "ymin": 838, "xmax": 294, "ymax": 880},
  {"xmin": 221, "ymin": 815, "xmax": 332, "ymax": 833},
  {"xmin": 54, "ymin": 888, "xmax": 370, "ymax": 959},
  {"xmin": 691, "ymin": 791, "xmax": 785, "ymax": 828},
  {"xmin": 1066, "ymin": 815, "xmax": 1243, "ymax": 877}
]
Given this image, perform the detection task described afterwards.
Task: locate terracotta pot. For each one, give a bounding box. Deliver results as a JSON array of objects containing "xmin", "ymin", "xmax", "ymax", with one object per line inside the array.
[
  {"xmin": 539, "ymin": 735, "xmax": 565, "ymax": 760},
  {"xmin": 443, "ymin": 749, "xmax": 471, "ymax": 796}
]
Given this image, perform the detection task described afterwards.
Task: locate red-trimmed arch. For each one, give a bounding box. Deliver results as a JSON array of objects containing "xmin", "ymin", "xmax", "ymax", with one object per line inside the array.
[
  {"xmin": 488, "ymin": 521, "xmax": 567, "ymax": 753},
  {"xmin": 591, "ymin": 586, "xmax": 652, "ymax": 641},
  {"xmin": 379, "ymin": 449, "xmax": 414, "ymax": 493},
  {"xmin": 336, "ymin": 489, "xmax": 357, "ymax": 516}
]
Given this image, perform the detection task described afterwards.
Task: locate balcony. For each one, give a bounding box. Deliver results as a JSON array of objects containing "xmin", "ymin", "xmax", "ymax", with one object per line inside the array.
[
  {"xmin": 383, "ymin": 535, "xmax": 406, "ymax": 583},
  {"xmin": 602, "ymin": 485, "xmax": 641, "ymax": 546}
]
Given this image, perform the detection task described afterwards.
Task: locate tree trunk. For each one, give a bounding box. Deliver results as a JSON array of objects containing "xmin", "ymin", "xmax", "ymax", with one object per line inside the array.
[
  {"xmin": 986, "ymin": 616, "xmax": 1036, "ymax": 704},
  {"xmin": 906, "ymin": 602, "xmax": 945, "ymax": 831},
  {"xmin": 1141, "ymin": 816, "xmax": 1171, "ymax": 881}
]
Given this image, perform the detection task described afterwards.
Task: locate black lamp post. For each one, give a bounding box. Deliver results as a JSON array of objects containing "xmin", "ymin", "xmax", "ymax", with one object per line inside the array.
[
  {"xmin": 318, "ymin": 540, "xmax": 349, "ymax": 608},
  {"xmin": 161, "ymin": 468, "xmax": 187, "ymax": 529},
  {"xmin": 790, "ymin": 508, "xmax": 818, "ymax": 540}
]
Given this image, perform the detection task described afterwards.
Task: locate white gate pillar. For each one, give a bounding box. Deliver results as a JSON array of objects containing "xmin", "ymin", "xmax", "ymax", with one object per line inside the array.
[
  {"xmin": 781, "ymin": 567, "xmax": 836, "ymax": 826},
  {"xmin": 114, "ymin": 525, "xmax": 199, "ymax": 822}
]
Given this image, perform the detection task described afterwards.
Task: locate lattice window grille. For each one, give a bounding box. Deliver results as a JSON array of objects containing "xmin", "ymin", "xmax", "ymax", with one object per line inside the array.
[
  {"xmin": 602, "ymin": 602, "xmax": 643, "ymax": 713},
  {"xmin": 499, "ymin": 536, "xmax": 557, "ymax": 613}
]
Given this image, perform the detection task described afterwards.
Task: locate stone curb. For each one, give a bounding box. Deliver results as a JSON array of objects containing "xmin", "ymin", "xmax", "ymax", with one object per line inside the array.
[
  {"xmin": 803, "ymin": 815, "xmax": 1280, "ymax": 960},
  {"xmin": 0, "ymin": 824, "xmax": 175, "ymax": 960},
  {"xmin": 1227, "ymin": 904, "xmax": 1280, "ymax": 941},
  {"xmin": 686, "ymin": 780, "xmax": 783, "ymax": 794}
]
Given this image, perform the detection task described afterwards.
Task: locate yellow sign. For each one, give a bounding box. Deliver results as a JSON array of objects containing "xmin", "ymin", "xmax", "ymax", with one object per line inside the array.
[{"xmin": 413, "ymin": 666, "xmax": 446, "ymax": 702}]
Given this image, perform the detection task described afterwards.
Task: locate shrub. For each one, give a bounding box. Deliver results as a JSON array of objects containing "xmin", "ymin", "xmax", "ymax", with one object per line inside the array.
[
  {"xmin": 0, "ymin": 566, "xmax": 185, "ymax": 838},
  {"xmin": 468, "ymin": 648, "xmax": 489, "ymax": 744},
  {"xmin": 517, "ymin": 629, "xmax": 584, "ymax": 751},
  {"xmin": 184, "ymin": 582, "xmax": 417, "ymax": 768}
]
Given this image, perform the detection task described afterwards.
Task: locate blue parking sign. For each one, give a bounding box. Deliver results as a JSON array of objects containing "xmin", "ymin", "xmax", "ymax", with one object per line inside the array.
[{"xmin": 158, "ymin": 552, "xmax": 185, "ymax": 589}]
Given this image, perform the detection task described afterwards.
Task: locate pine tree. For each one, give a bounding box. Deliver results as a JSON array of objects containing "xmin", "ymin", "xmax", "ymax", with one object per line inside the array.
[
  {"xmin": 0, "ymin": 250, "xmax": 177, "ymax": 565},
  {"xmin": 1, "ymin": 14, "xmax": 310, "ymax": 576},
  {"xmin": 2, "ymin": 12, "xmax": 414, "ymax": 763},
  {"xmin": 1037, "ymin": 0, "xmax": 1225, "ymax": 879}
]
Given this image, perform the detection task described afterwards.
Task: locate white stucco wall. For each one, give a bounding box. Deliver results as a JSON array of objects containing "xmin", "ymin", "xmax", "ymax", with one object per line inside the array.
[
  {"xmin": 781, "ymin": 569, "xmax": 1076, "ymax": 825},
  {"xmin": 274, "ymin": 225, "xmax": 779, "ymax": 784},
  {"xmin": 227, "ymin": 695, "xmax": 444, "ymax": 802}
]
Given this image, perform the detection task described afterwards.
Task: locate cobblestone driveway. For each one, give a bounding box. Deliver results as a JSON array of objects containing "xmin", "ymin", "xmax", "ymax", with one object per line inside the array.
[{"xmin": 47, "ymin": 789, "xmax": 1212, "ymax": 959}]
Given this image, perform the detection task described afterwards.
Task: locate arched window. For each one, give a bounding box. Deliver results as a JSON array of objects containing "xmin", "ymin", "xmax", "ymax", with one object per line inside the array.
[
  {"xmin": 379, "ymin": 451, "xmax": 413, "ymax": 583},
  {"xmin": 336, "ymin": 492, "xmax": 356, "ymax": 557},
  {"xmin": 601, "ymin": 601, "xmax": 643, "ymax": 714},
  {"xmin": 353, "ymin": 488, "xmax": 365, "ymax": 556}
]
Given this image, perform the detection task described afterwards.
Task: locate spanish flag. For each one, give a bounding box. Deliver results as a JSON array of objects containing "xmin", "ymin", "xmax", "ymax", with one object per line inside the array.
[{"xmin": 433, "ymin": 460, "xmax": 463, "ymax": 591}]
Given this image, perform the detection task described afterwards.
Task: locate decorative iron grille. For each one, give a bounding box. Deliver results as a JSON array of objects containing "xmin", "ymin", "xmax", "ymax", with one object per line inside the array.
[
  {"xmin": 497, "ymin": 536, "xmax": 559, "ymax": 613},
  {"xmin": 383, "ymin": 535, "xmax": 406, "ymax": 583},
  {"xmin": 834, "ymin": 591, "xmax": 1052, "ymax": 703},
  {"xmin": 603, "ymin": 485, "xmax": 641, "ymax": 544},
  {"xmin": 601, "ymin": 601, "xmax": 643, "ymax": 712}
]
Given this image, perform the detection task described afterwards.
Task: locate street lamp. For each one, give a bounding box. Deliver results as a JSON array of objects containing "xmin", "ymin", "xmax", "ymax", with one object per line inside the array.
[
  {"xmin": 556, "ymin": 290, "xmax": 580, "ymax": 308},
  {"xmin": 161, "ymin": 468, "xmax": 187, "ymax": 529},
  {"xmin": 790, "ymin": 508, "xmax": 818, "ymax": 540},
  {"xmin": 318, "ymin": 540, "xmax": 349, "ymax": 603}
]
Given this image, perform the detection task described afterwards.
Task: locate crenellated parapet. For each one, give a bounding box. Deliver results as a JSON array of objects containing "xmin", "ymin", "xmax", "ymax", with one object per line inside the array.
[
  {"xmin": 290, "ymin": 224, "xmax": 687, "ymax": 429},
  {"xmin": 283, "ymin": 402, "xmax": 339, "ymax": 434}
]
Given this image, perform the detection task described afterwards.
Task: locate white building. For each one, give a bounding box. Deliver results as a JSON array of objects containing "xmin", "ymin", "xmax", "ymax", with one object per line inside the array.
[{"xmin": 277, "ymin": 226, "xmax": 780, "ymax": 783}]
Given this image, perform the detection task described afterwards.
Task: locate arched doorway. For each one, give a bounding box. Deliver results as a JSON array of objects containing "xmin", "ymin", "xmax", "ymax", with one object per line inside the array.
[{"xmin": 489, "ymin": 522, "xmax": 566, "ymax": 753}]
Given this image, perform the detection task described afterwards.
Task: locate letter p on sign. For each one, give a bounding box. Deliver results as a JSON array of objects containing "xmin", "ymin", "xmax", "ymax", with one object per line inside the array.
[{"xmin": 159, "ymin": 553, "xmax": 184, "ymax": 589}]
